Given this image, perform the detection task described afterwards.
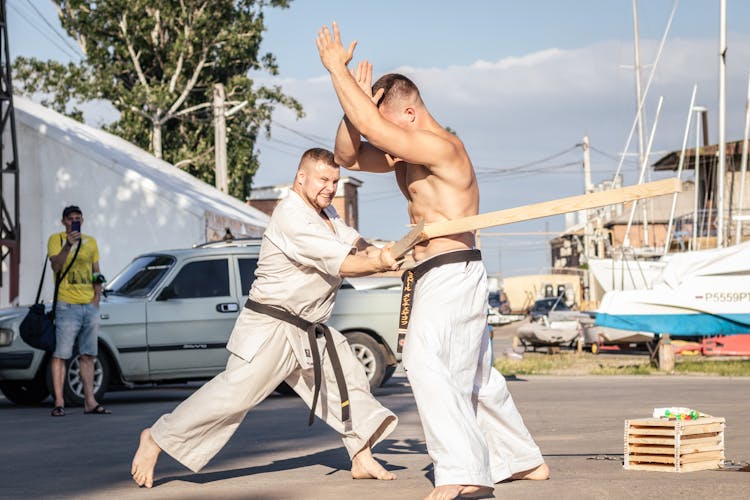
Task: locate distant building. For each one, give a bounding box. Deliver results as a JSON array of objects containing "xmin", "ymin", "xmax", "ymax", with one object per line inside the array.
[
  {"xmin": 652, "ymin": 139, "xmax": 750, "ymax": 245},
  {"xmin": 247, "ymin": 176, "xmax": 363, "ymax": 229}
]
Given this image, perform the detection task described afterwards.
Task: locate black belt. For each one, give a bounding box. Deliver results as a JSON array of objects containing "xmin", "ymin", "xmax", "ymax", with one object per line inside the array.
[
  {"xmin": 244, "ymin": 299, "xmax": 350, "ymax": 426},
  {"xmin": 397, "ymin": 249, "xmax": 482, "ymax": 353}
]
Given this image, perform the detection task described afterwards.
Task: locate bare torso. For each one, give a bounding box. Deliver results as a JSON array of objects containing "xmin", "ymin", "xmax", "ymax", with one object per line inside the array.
[{"xmin": 394, "ymin": 133, "xmax": 479, "ymax": 262}]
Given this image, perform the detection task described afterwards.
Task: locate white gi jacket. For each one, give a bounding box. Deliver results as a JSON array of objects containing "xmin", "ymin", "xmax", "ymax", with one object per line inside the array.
[{"xmin": 227, "ymin": 191, "xmax": 360, "ymax": 368}]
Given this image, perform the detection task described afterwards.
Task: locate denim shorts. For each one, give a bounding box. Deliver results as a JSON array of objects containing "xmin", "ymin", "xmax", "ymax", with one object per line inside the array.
[{"xmin": 54, "ymin": 301, "xmax": 100, "ymax": 359}]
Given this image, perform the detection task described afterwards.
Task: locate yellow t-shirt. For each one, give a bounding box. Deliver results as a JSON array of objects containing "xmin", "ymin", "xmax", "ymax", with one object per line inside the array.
[{"xmin": 47, "ymin": 231, "xmax": 100, "ymax": 304}]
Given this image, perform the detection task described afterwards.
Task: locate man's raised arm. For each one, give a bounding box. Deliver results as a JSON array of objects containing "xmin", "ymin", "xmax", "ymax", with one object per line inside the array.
[
  {"xmin": 333, "ymin": 61, "xmax": 395, "ymax": 173},
  {"xmin": 317, "ymin": 22, "xmax": 453, "ymax": 169}
]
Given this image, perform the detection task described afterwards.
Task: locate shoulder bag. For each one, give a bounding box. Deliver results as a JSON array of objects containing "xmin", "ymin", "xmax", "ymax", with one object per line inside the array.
[{"xmin": 19, "ymin": 238, "xmax": 81, "ymax": 351}]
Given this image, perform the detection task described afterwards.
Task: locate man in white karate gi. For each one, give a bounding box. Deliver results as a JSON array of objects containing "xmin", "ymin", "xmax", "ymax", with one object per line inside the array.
[
  {"xmin": 131, "ymin": 148, "xmax": 400, "ymax": 488},
  {"xmin": 317, "ymin": 22, "xmax": 549, "ymax": 500}
]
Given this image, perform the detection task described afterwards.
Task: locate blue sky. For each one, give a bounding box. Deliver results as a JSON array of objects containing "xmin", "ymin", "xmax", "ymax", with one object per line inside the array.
[{"xmin": 8, "ymin": 1, "xmax": 750, "ymax": 278}]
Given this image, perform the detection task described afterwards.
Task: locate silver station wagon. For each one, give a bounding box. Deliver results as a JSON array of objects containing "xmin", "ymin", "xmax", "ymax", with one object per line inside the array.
[{"xmin": 0, "ymin": 240, "xmax": 402, "ymax": 406}]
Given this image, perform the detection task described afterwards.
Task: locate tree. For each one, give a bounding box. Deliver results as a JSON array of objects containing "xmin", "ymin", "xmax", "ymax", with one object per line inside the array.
[{"xmin": 13, "ymin": 0, "xmax": 302, "ymax": 199}]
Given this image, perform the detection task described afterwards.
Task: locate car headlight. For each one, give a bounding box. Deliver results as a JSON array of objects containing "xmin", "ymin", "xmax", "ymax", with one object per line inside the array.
[{"xmin": 0, "ymin": 328, "xmax": 14, "ymax": 347}]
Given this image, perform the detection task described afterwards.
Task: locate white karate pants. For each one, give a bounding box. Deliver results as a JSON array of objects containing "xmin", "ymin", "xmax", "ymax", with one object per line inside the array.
[
  {"xmin": 150, "ymin": 316, "xmax": 397, "ymax": 473},
  {"xmin": 403, "ymin": 258, "xmax": 544, "ymax": 487}
]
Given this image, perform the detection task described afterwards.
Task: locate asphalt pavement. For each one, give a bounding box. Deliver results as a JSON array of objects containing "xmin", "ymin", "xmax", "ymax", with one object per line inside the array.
[{"xmin": 1, "ymin": 367, "xmax": 748, "ymax": 499}]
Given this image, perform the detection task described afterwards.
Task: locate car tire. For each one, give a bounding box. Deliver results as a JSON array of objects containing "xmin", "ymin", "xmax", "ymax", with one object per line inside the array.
[
  {"xmin": 345, "ymin": 332, "xmax": 386, "ymax": 391},
  {"xmin": 0, "ymin": 364, "xmax": 50, "ymax": 405},
  {"xmin": 381, "ymin": 364, "xmax": 397, "ymax": 386},
  {"xmin": 274, "ymin": 381, "xmax": 296, "ymax": 396},
  {"xmin": 46, "ymin": 351, "xmax": 111, "ymax": 406}
]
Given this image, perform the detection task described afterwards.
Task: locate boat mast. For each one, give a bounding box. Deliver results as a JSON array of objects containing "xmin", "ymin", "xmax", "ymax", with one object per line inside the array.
[
  {"xmin": 620, "ymin": 1, "xmax": 677, "ymax": 248},
  {"xmin": 663, "ymin": 85, "xmax": 697, "ymax": 255},
  {"xmin": 734, "ymin": 70, "xmax": 750, "ymax": 244},
  {"xmin": 632, "ymin": 0, "xmax": 650, "ymax": 247},
  {"xmin": 693, "ymin": 107, "xmax": 706, "ymax": 250},
  {"xmin": 717, "ymin": 0, "xmax": 727, "ymax": 247}
]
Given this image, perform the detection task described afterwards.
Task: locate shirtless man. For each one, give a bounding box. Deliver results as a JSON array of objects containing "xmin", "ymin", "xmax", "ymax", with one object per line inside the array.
[
  {"xmin": 131, "ymin": 148, "xmax": 399, "ymax": 488},
  {"xmin": 317, "ymin": 23, "xmax": 549, "ymax": 500}
]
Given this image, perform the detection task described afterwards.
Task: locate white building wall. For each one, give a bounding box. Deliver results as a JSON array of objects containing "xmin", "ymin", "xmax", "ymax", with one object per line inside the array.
[{"xmin": 1, "ymin": 98, "xmax": 268, "ymax": 307}]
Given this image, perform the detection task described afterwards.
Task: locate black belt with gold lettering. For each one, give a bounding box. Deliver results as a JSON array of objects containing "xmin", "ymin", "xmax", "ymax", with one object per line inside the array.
[
  {"xmin": 397, "ymin": 249, "xmax": 482, "ymax": 353},
  {"xmin": 244, "ymin": 299, "xmax": 350, "ymax": 426}
]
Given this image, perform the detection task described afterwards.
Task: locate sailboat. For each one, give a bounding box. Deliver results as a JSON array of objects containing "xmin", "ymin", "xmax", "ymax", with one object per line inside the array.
[
  {"xmin": 595, "ymin": 241, "xmax": 750, "ymax": 336},
  {"xmin": 594, "ymin": 1, "xmax": 750, "ymax": 345}
]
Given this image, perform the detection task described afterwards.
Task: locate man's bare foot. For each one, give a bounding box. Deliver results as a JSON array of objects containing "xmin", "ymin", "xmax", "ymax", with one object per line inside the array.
[
  {"xmin": 131, "ymin": 428, "xmax": 162, "ymax": 488},
  {"xmin": 510, "ymin": 462, "xmax": 550, "ymax": 481},
  {"xmin": 425, "ymin": 484, "xmax": 494, "ymax": 500},
  {"xmin": 351, "ymin": 446, "xmax": 396, "ymax": 480}
]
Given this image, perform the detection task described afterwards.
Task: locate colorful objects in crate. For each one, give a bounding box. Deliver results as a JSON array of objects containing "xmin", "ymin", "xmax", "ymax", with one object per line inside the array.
[{"xmin": 653, "ymin": 407, "xmax": 708, "ymax": 420}]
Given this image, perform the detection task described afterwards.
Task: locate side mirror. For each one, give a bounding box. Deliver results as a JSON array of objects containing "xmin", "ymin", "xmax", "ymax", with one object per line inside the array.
[{"xmin": 157, "ymin": 284, "xmax": 177, "ymax": 301}]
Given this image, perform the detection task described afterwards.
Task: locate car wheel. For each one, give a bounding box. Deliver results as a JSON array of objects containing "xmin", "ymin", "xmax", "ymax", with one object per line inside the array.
[
  {"xmin": 345, "ymin": 332, "xmax": 386, "ymax": 391},
  {"xmin": 46, "ymin": 351, "xmax": 111, "ymax": 406},
  {"xmin": 0, "ymin": 364, "xmax": 50, "ymax": 405}
]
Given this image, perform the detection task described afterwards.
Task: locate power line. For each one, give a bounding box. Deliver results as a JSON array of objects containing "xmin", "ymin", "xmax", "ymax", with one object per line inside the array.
[
  {"xmin": 272, "ymin": 121, "xmax": 330, "ymax": 148},
  {"xmin": 8, "ymin": 2, "xmax": 79, "ymax": 61},
  {"xmin": 23, "ymin": 0, "xmax": 82, "ymax": 58},
  {"xmin": 257, "ymin": 141, "xmax": 301, "ymax": 158},
  {"xmin": 476, "ymin": 160, "xmax": 583, "ymax": 180},
  {"xmin": 589, "ymin": 144, "xmax": 622, "ymax": 162},
  {"xmin": 474, "ymin": 145, "xmax": 580, "ymax": 174},
  {"xmin": 269, "ymin": 136, "xmax": 310, "ymax": 152}
]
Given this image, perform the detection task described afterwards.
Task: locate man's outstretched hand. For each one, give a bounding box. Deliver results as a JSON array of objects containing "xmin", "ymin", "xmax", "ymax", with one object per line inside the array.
[
  {"xmin": 316, "ymin": 21, "xmax": 356, "ymax": 72},
  {"xmin": 354, "ymin": 60, "xmax": 385, "ymax": 104}
]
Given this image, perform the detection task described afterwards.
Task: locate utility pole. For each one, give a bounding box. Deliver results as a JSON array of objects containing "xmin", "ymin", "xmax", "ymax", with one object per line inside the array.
[
  {"xmin": 212, "ymin": 85, "xmax": 250, "ymax": 196},
  {"xmin": 633, "ymin": 0, "xmax": 650, "ymax": 248},
  {"xmin": 717, "ymin": 0, "xmax": 727, "ymax": 247},
  {"xmin": 213, "ymin": 83, "xmax": 228, "ymax": 194},
  {"xmin": 582, "ymin": 136, "xmax": 594, "ymax": 262}
]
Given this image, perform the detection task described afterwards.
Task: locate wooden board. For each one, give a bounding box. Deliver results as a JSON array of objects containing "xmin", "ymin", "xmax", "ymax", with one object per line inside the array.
[
  {"xmin": 390, "ymin": 177, "xmax": 682, "ymax": 258},
  {"xmin": 626, "ymin": 460, "xmax": 723, "ymax": 473}
]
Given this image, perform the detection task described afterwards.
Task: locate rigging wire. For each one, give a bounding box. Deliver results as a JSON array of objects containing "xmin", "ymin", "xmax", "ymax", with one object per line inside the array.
[{"xmin": 272, "ymin": 121, "xmax": 330, "ymax": 148}]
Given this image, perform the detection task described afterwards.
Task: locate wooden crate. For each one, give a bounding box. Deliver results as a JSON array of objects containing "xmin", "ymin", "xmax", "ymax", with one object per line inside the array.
[{"xmin": 624, "ymin": 417, "xmax": 725, "ymax": 472}]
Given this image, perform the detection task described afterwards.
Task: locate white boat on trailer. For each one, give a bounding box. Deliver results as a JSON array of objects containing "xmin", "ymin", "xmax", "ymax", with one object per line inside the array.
[{"xmin": 595, "ymin": 241, "xmax": 750, "ymax": 337}]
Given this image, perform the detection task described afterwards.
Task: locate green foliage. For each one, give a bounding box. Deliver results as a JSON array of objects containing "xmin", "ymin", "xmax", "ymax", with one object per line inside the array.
[
  {"xmin": 494, "ymin": 351, "xmax": 750, "ymax": 376},
  {"xmin": 673, "ymin": 359, "xmax": 750, "ymax": 376},
  {"xmin": 13, "ymin": 0, "xmax": 303, "ymax": 199}
]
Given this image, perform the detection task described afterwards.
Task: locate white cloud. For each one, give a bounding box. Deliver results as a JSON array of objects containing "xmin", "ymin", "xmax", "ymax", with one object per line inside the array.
[{"xmin": 254, "ymin": 34, "xmax": 750, "ymax": 275}]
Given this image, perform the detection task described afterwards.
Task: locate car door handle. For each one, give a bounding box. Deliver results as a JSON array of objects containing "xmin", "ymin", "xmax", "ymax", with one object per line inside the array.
[{"xmin": 216, "ymin": 303, "xmax": 239, "ymax": 313}]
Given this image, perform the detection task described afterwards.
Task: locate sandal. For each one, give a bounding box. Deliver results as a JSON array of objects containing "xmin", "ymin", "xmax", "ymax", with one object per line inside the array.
[
  {"xmin": 84, "ymin": 404, "xmax": 112, "ymax": 415},
  {"xmin": 50, "ymin": 406, "xmax": 65, "ymax": 417}
]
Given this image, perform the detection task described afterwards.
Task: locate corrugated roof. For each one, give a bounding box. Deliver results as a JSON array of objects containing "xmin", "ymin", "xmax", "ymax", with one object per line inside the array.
[{"xmin": 652, "ymin": 139, "xmax": 747, "ymax": 171}]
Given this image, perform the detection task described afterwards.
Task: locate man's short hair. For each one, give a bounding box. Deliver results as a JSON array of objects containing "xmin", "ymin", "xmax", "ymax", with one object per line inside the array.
[
  {"xmin": 299, "ymin": 148, "xmax": 337, "ymax": 169},
  {"xmin": 372, "ymin": 73, "xmax": 421, "ymax": 108},
  {"xmin": 62, "ymin": 205, "xmax": 82, "ymax": 218}
]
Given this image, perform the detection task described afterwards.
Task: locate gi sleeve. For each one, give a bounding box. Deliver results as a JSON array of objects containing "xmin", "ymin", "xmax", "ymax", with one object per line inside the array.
[
  {"xmin": 266, "ymin": 212, "xmax": 354, "ymax": 277},
  {"xmin": 322, "ymin": 205, "xmax": 361, "ymax": 247}
]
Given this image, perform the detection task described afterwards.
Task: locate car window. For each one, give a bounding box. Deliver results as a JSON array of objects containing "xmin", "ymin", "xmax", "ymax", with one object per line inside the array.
[
  {"xmin": 488, "ymin": 292, "xmax": 501, "ymax": 308},
  {"xmin": 238, "ymin": 258, "xmax": 259, "ymax": 296},
  {"xmin": 169, "ymin": 259, "xmax": 230, "ymax": 299},
  {"xmin": 106, "ymin": 255, "xmax": 175, "ymax": 297}
]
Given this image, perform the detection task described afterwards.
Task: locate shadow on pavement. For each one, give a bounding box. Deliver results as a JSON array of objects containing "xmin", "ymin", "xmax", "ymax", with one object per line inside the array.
[{"xmin": 154, "ymin": 437, "xmax": 429, "ymax": 487}]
